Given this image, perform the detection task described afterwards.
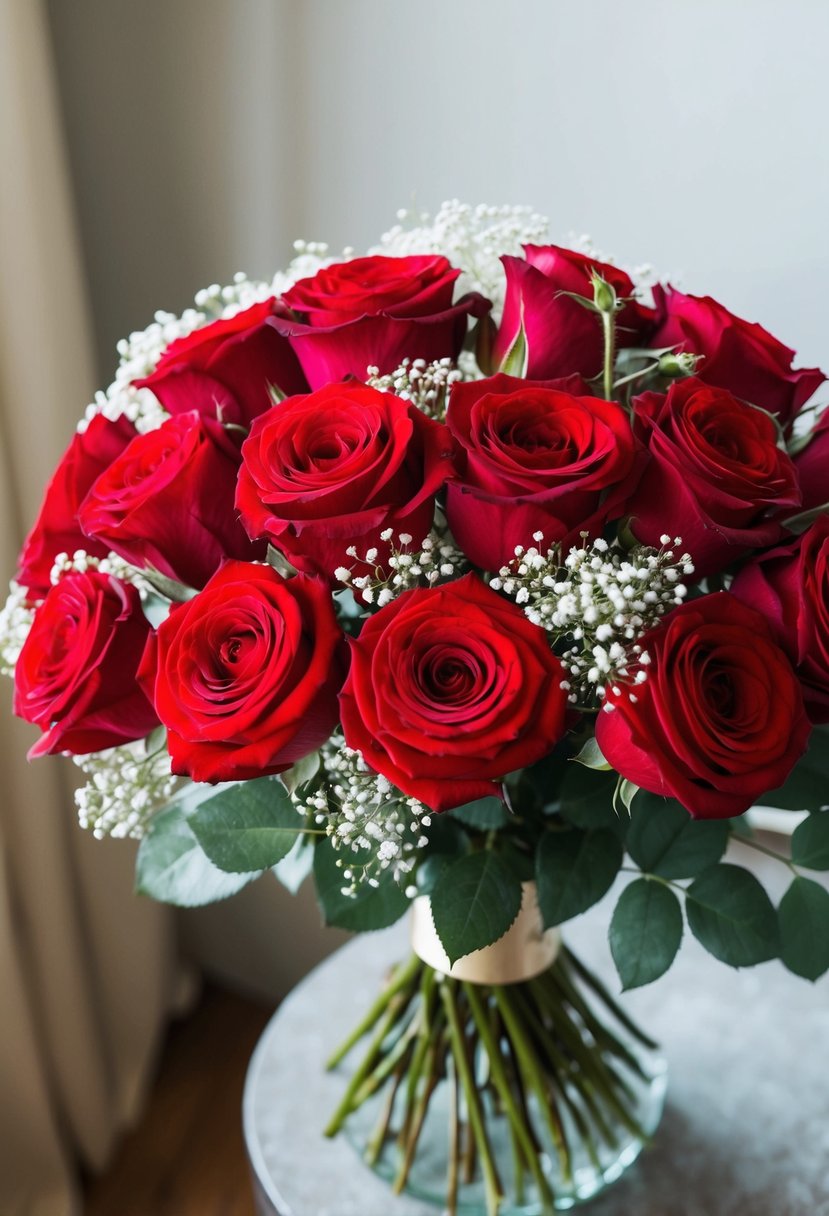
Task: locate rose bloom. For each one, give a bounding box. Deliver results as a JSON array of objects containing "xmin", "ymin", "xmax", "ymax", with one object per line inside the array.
[
  {"xmin": 596, "ymin": 593, "xmax": 810, "ymax": 819},
  {"xmin": 134, "ymin": 298, "xmax": 307, "ymax": 427},
  {"xmin": 445, "ymin": 373, "xmax": 643, "ymax": 571},
  {"xmin": 138, "ymin": 561, "xmax": 345, "ymax": 783},
  {"xmin": 793, "ymin": 409, "xmax": 829, "ymax": 512},
  {"xmin": 236, "ymin": 381, "xmax": 455, "ymax": 578},
  {"xmin": 14, "ymin": 570, "xmax": 157, "ymax": 758},
  {"xmin": 79, "ymin": 411, "xmax": 263, "ymax": 589},
  {"xmin": 731, "ymin": 517, "xmax": 829, "ymax": 723},
  {"xmin": 340, "ymin": 573, "xmax": 568, "ymax": 811},
  {"xmin": 16, "ymin": 414, "xmax": 137, "ymax": 599},
  {"xmin": 627, "ymin": 377, "xmax": 801, "ymax": 577},
  {"xmin": 649, "ymin": 286, "xmax": 824, "ymax": 428},
  {"xmin": 273, "ymin": 254, "xmax": 489, "ymax": 389},
  {"xmin": 492, "ymin": 245, "xmax": 654, "ymax": 380}
]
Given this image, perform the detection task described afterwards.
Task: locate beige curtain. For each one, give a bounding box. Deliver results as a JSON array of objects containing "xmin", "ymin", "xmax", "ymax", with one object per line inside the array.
[{"xmin": 0, "ymin": 2, "xmax": 177, "ymax": 1212}]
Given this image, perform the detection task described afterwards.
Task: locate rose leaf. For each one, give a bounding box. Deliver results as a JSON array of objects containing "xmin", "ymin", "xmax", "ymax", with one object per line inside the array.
[{"xmin": 609, "ymin": 878, "xmax": 684, "ymax": 990}]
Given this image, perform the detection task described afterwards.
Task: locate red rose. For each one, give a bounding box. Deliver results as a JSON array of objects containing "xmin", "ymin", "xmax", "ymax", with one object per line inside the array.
[
  {"xmin": 492, "ymin": 246, "xmax": 654, "ymax": 380},
  {"xmin": 731, "ymin": 517, "xmax": 829, "ymax": 723},
  {"xmin": 236, "ymin": 381, "xmax": 454, "ymax": 579},
  {"xmin": 134, "ymin": 299, "xmax": 308, "ymax": 427},
  {"xmin": 627, "ymin": 377, "xmax": 801, "ymax": 577},
  {"xmin": 340, "ymin": 573, "xmax": 568, "ymax": 811},
  {"xmin": 595, "ymin": 593, "xmax": 810, "ymax": 819},
  {"xmin": 649, "ymin": 286, "xmax": 824, "ymax": 428},
  {"xmin": 445, "ymin": 373, "xmax": 643, "ymax": 571},
  {"xmin": 78, "ymin": 411, "xmax": 263, "ymax": 590},
  {"xmin": 16, "ymin": 414, "xmax": 138, "ymax": 599},
  {"xmin": 14, "ymin": 570, "xmax": 157, "ymax": 758},
  {"xmin": 793, "ymin": 410, "xmax": 829, "ymax": 511},
  {"xmin": 138, "ymin": 561, "xmax": 345, "ymax": 783},
  {"xmin": 273, "ymin": 255, "xmax": 490, "ymax": 389}
]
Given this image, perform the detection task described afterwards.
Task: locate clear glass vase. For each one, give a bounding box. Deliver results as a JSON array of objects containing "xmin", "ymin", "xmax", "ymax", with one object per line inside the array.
[{"xmin": 325, "ymin": 888, "xmax": 667, "ymax": 1215}]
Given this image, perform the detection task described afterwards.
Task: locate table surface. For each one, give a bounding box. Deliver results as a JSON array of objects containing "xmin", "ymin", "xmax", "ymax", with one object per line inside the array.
[{"xmin": 244, "ymin": 845, "xmax": 829, "ymax": 1216}]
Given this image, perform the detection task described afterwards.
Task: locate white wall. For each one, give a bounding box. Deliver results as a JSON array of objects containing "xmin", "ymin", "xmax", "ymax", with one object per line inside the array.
[{"xmin": 45, "ymin": 0, "xmax": 829, "ymax": 999}]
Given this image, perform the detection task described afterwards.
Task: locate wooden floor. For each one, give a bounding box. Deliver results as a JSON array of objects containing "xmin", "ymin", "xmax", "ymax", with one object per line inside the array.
[{"xmin": 83, "ymin": 984, "xmax": 273, "ymax": 1216}]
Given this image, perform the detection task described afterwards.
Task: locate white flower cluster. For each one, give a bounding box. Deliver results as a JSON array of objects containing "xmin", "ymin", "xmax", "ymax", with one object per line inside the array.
[
  {"xmin": 48, "ymin": 547, "xmax": 154, "ymax": 596},
  {"xmin": 74, "ymin": 736, "xmax": 177, "ymax": 839},
  {"xmin": 372, "ymin": 200, "xmax": 550, "ymax": 320},
  {"xmin": 367, "ymin": 357, "xmax": 465, "ymax": 422},
  {"xmin": 334, "ymin": 530, "xmax": 467, "ymax": 607},
  {"xmin": 0, "ymin": 581, "xmax": 37, "ymax": 676},
  {"xmin": 292, "ymin": 736, "xmax": 429, "ymax": 895},
  {"xmin": 491, "ymin": 533, "xmax": 694, "ymax": 707}
]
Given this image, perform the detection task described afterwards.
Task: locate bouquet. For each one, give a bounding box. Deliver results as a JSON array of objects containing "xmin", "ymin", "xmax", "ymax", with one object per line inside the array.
[{"xmin": 4, "ymin": 201, "xmax": 829, "ymax": 1214}]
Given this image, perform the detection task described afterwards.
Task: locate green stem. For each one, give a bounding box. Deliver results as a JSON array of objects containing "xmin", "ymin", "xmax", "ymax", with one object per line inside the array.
[
  {"xmin": 612, "ymin": 361, "xmax": 660, "ymax": 392},
  {"xmin": 737, "ymin": 833, "xmax": 797, "ymax": 872},
  {"xmin": 364, "ymin": 1060, "xmax": 406, "ymax": 1167},
  {"xmin": 397, "ymin": 968, "xmax": 439, "ymax": 1149},
  {"xmin": 562, "ymin": 949, "xmax": 659, "ymax": 1051},
  {"xmin": 326, "ymin": 953, "xmax": 421, "ymax": 1070},
  {"xmin": 602, "ymin": 309, "xmax": 616, "ymax": 402},
  {"xmin": 441, "ymin": 980, "xmax": 504, "ymax": 1216},
  {"xmin": 392, "ymin": 1037, "xmax": 443, "ymax": 1194},
  {"xmin": 446, "ymin": 1055, "xmax": 460, "ymax": 1216}
]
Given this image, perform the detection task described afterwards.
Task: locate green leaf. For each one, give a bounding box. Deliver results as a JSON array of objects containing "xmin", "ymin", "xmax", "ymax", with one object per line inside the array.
[
  {"xmin": 279, "ymin": 750, "xmax": 321, "ymax": 796},
  {"xmin": 498, "ymin": 318, "xmax": 528, "ymax": 377},
  {"xmin": 791, "ymin": 812, "xmax": 829, "ymax": 871},
  {"xmin": 143, "ymin": 565, "xmax": 198, "ymax": 602},
  {"xmin": 313, "ymin": 836, "xmax": 410, "ymax": 932},
  {"xmin": 609, "ymin": 878, "xmax": 684, "ymax": 990},
  {"xmin": 627, "ymin": 793, "xmax": 730, "ymax": 879},
  {"xmin": 135, "ymin": 805, "xmax": 260, "ymax": 906},
  {"xmin": 557, "ymin": 764, "xmax": 620, "ymax": 830},
  {"xmin": 188, "ymin": 777, "xmax": 303, "ymax": 873},
  {"xmin": 614, "ymin": 777, "xmax": 639, "ymax": 816},
  {"xmin": 536, "ymin": 828, "xmax": 623, "ymax": 927},
  {"xmin": 271, "ymin": 836, "xmax": 314, "ymax": 894},
  {"xmin": 423, "ymin": 813, "xmax": 471, "ymax": 859},
  {"xmin": 431, "ymin": 851, "xmax": 523, "ymax": 965},
  {"xmin": 686, "ymin": 864, "xmax": 779, "ymax": 967},
  {"xmin": 449, "ymin": 796, "xmax": 510, "ymax": 831},
  {"xmin": 779, "ymin": 876, "xmax": 829, "ymax": 980},
  {"xmin": 762, "ymin": 739, "xmax": 829, "ymax": 812},
  {"xmin": 572, "ymin": 737, "xmax": 612, "ymax": 771}
]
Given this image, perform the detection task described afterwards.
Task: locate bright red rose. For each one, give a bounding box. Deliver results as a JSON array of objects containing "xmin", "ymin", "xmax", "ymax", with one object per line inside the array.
[
  {"xmin": 16, "ymin": 414, "xmax": 138, "ymax": 599},
  {"xmin": 14, "ymin": 570, "xmax": 158, "ymax": 758},
  {"xmin": 492, "ymin": 246, "xmax": 654, "ymax": 380},
  {"xmin": 236, "ymin": 382, "xmax": 455, "ymax": 579},
  {"xmin": 627, "ymin": 377, "xmax": 801, "ymax": 577},
  {"xmin": 273, "ymin": 255, "xmax": 490, "ymax": 389},
  {"xmin": 595, "ymin": 593, "xmax": 810, "ymax": 819},
  {"xmin": 649, "ymin": 285, "xmax": 824, "ymax": 428},
  {"xmin": 731, "ymin": 517, "xmax": 829, "ymax": 723},
  {"xmin": 134, "ymin": 299, "xmax": 307, "ymax": 427},
  {"xmin": 445, "ymin": 373, "xmax": 644, "ymax": 571},
  {"xmin": 793, "ymin": 410, "xmax": 829, "ymax": 511},
  {"xmin": 78, "ymin": 411, "xmax": 263, "ymax": 590},
  {"xmin": 138, "ymin": 561, "xmax": 345, "ymax": 783},
  {"xmin": 340, "ymin": 573, "xmax": 568, "ymax": 811}
]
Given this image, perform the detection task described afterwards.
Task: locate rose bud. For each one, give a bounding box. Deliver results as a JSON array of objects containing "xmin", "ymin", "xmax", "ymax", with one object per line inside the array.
[
  {"xmin": 731, "ymin": 517, "xmax": 829, "ymax": 723},
  {"xmin": 78, "ymin": 411, "xmax": 263, "ymax": 589},
  {"xmin": 138, "ymin": 562, "xmax": 346, "ymax": 783},
  {"xmin": 14, "ymin": 570, "xmax": 158, "ymax": 757},
  {"xmin": 492, "ymin": 246, "xmax": 654, "ymax": 380},
  {"xmin": 340, "ymin": 573, "xmax": 568, "ymax": 811},
  {"xmin": 272, "ymin": 254, "xmax": 490, "ymax": 389},
  {"xmin": 595, "ymin": 593, "xmax": 810, "ymax": 819},
  {"xmin": 445, "ymin": 373, "xmax": 644, "ymax": 572},
  {"xmin": 134, "ymin": 298, "xmax": 307, "ymax": 427},
  {"xmin": 649, "ymin": 285, "xmax": 824, "ymax": 429},
  {"xmin": 16, "ymin": 414, "xmax": 138, "ymax": 600},
  {"xmin": 627, "ymin": 378, "xmax": 801, "ymax": 577},
  {"xmin": 236, "ymin": 381, "xmax": 454, "ymax": 579}
]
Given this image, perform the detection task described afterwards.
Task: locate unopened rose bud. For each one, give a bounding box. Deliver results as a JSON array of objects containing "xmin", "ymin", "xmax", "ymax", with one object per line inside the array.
[
  {"xmin": 657, "ymin": 350, "xmax": 700, "ymax": 378},
  {"xmin": 591, "ymin": 273, "xmax": 617, "ymax": 315}
]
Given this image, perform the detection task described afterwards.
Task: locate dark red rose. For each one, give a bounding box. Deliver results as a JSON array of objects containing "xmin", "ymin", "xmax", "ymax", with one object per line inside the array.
[
  {"xmin": 445, "ymin": 373, "xmax": 643, "ymax": 571},
  {"xmin": 731, "ymin": 517, "xmax": 829, "ymax": 723},
  {"xmin": 14, "ymin": 570, "xmax": 157, "ymax": 758},
  {"xmin": 340, "ymin": 573, "xmax": 568, "ymax": 811},
  {"xmin": 78, "ymin": 411, "xmax": 263, "ymax": 590},
  {"xmin": 595, "ymin": 593, "xmax": 810, "ymax": 819},
  {"xmin": 236, "ymin": 381, "xmax": 454, "ymax": 579},
  {"xmin": 138, "ymin": 561, "xmax": 345, "ymax": 783},
  {"xmin": 793, "ymin": 410, "xmax": 829, "ymax": 511},
  {"xmin": 16, "ymin": 414, "xmax": 138, "ymax": 599},
  {"xmin": 627, "ymin": 377, "xmax": 801, "ymax": 577},
  {"xmin": 492, "ymin": 245, "xmax": 654, "ymax": 380},
  {"xmin": 649, "ymin": 285, "xmax": 824, "ymax": 428},
  {"xmin": 273, "ymin": 255, "xmax": 490, "ymax": 389},
  {"xmin": 134, "ymin": 299, "xmax": 307, "ymax": 427}
]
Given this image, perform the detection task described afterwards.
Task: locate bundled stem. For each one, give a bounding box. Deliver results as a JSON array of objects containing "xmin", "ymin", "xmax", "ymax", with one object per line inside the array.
[{"xmin": 325, "ymin": 950, "xmax": 662, "ymax": 1214}]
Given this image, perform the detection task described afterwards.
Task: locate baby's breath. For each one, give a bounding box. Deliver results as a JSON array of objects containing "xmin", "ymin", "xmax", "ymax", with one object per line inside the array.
[
  {"xmin": 335, "ymin": 530, "xmax": 468, "ymax": 608},
  {"xmin": 367, "ymin": 357, "xmax": 464, "ymax": 422},
  {"xmin": 0, "ymin": 581, "xmax": 36, "ymax": 675},
  {"xmin": 74, "ymin": 736, "xmax": 178, "ymax": 839}
]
